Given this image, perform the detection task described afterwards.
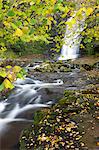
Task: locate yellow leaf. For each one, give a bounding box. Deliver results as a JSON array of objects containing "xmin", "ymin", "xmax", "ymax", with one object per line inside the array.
[
  {"xmin": 6, "ymin": 65, "xmax": 12, "ymax": 69},
  {"xmin": 14, "ymin": 28, "xmax": 23, "ymax": 37},
  {"xmin": 0, "ymin": 47, "xmax": 7, "ymax": 52},
  {"xmin": 66, "ymin": 18, "xmax": 76, "ymax": 28},
  {"xmin": 50, "ymin": 0, "xmax": 56, "ymax": 4},
  {"xmin": 96, "ymin": 13, "xmax": 99, "ymax": 17},
  {"xmin": 58, "ymin": 5, "xmax": 64, "ymax": 12},
  {"xmin": 22, "ymin": 27, "xmax": 29, "ymax": 34},
  {"xmin": 3, "ymin": 21, "xmax": 10, "ymax": 27},
  {"xmin": 0, "ymin": 69, "xmax": 7, "ymax": 78},
  {"xmin": 86, "ymin": 8, "xmax": 93, "ymax": 16},
  {"xmin": 62, "ymin": 13, "xmax": 67, "ymax": 18},
  {"xmin": 77, "ymin": 7, "xmax": 86, "ymax": 16},
  {"xmin": 80, "ymin": 7, "xmax": 86, "ymax": 12},
  {"xmin": 96, "ymin": 142, "xmax": 99, "ymax": 146},
  {"xmin": 80, "ymin": 44, "xmax": 85, "ymax": 49},
  {"xmin": 48, "ymin": 16, "xmax": 53, "ymax": 21},
  {"xmin": 36, "ymin": 0, "xmax": 40, "ymax": 4},
  {"xmin": 64, "ymin": 6, "xmax": 69, "ymax": 13},
  {"xmin": 47, "ymin": 20, "xmax": 51, "ymax": 27},
  {"xmin": 3, "ymin": 79, "xmax": 14, "ymax": 89},
  {"xmin": 7, "ymin": 73, "xmax": 16, "ymax": 82},
  {"xmin": 45, "ymin": 8, "xmax": 53, "ymax": 15},
  {"xmin": 45, "ymin": 26, "xmax": 48, "ymax": 30},
  {"xmin": 13, "ymin": 66, "xmax": 22, "ymax": 73},
  {"xmin": 66, "ymin": 122, "xmax": 76, "ymax": 132}
]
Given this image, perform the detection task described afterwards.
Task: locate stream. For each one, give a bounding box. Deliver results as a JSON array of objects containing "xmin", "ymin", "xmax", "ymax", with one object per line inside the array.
[
  {"xmin": 21, "ymin": 60, "xmax": 99, "ymax": 150},
  {"xmin": 0, "ymin": 59, "xmax": 99, "ymax": 150}
]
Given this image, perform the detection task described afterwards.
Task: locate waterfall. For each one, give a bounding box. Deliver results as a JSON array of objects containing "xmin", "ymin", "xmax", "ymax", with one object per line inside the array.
[{"xmin": 58, "ymin": 12, "xmax": 86, "ymax": 60}]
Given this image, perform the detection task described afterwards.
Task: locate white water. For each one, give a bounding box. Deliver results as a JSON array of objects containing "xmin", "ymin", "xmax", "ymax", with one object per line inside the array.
[
  {"xmin": 0, "ymin": 78, "xmax": 63, "ymax": 135},
  {"xmin": 58, "ymin": 12, "xmax": 86, "ymax": 60}
]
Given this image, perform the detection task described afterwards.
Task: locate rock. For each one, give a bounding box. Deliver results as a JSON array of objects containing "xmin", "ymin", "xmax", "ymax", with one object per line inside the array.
[
  {"xmin": 81, "ymin": 64, "xmax": 92, "ymax": 71},
  {"xmin": 0, "ymin": 76, "xmax": 4, "ymax": 84},
  {"xmin": 93, "ymin": 62, "xmax": 99, "ymax": 69},
  {"xmin": 60, "ymin": 66, "xmax": 65, "ymax": 72}
]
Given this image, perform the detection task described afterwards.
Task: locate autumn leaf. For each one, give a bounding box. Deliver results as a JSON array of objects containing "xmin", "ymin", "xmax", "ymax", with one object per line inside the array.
[
  {"xmin": 7, "ymin": 73, "xmax": 16, "ymax": 82},
  {"xmin": 14, "ymin": 28, "xmax": 23, "ymax": 37},
  {"xmin": 3, "ymin": 21, "xmax": 10, "ymax": 27},
  {"xmin": 96, "ymin": 13, "xmax": 99, "ymax": 17},
  {"xmin": 48, "ymin": 16, "xmax": 53, "ymax": 21},
  {"xmin": 86, "ymin": 7, "xmax": 93, "ymax": 16},
  {"xmin": 66, "ymin": 18, "xmax": 76, "ymax": 28},
  {"xmin": 66, "ymin": 122, "xmax": 76, "ymax": 132},
  {"xmin": 0, "ymin": 69, "xmax": 7, "ymax": 78},
  {"xmin": 6, "ymin": 65, "xmax": 12, "ymax": 69},
  {"xmin": 13, "ymin": 66, "xmax": 22, "ymax": 73},
  {"xmin": 22, "ymin": 27, "xmax": 29, "ymax": 34},
  {"xmin": 3, "ymin": 78, "xmax": 14, "ymax": 89}
]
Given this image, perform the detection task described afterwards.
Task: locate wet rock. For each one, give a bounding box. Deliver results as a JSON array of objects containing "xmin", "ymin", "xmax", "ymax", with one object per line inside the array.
[
  {"xmin": 70, "ymin": 64, "xmax": 79, "ymax": 69},
  {"xmin": 93, "ymin": 62, "xmax": 99, "ymax": 69},
  {"xmin": 81, "ymin": 64, "xmax": 92, "ymax": 71},
  {"xmin": 0, "ymin": 76, "xmax": 4, "ymax": 84},
  {"xmin": 0, "ymin": 59, "xmax": 26, "ymax": 68},
  {"xmin": 29, "ymin": 61, "xmax": 73, "ymax": 73}
]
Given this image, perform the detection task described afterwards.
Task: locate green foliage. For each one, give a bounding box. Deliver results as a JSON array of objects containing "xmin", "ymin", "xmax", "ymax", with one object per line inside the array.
[
  {"xmin": 50, "ymin": 1, "xmax": 98, "ymax": 54},
  {"xmin": 0, "ymin": 0, "xmax": 98, "ymax": 57},
  {"xmin": 10, "ymin": 40, "xmax": 48, "ymax": 56},
  {"xmin": 84, "ymin": 43, "xmax": 95, "ymax": 55},
  {"xmin": 0, "ymin": 65, "xmax": 26, "ymax": 92},
  {"xmin": 0, "ymin": 0, "xmax": 57, "ymax": 56},
  {"xmin": 81, "ymin": 6, "xmax": 99, "ymax": 52}
]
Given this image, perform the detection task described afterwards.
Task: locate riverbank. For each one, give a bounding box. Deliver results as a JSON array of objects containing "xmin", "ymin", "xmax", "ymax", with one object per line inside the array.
[{"xmin": 19, "ymin": 56, "xmax": 99, "ymax": 150}]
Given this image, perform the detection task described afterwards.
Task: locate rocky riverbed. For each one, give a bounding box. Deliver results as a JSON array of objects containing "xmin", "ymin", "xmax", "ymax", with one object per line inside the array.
[
  {"xmin": 19, "ymin": 58, "xmax": 99, "ymax": 150},
  {"xmin": 0, "ymin": 56, "xmax": 99, "ymax": 150}
]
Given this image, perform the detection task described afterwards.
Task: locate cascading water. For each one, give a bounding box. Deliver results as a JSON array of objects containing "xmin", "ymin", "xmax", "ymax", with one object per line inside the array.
[
  {"xmin": 58, "ymin": 12, "xmax": 86, "ymax": 60},
  {"xmin": 0, "ymin": 77, "xmax": 63, "ymax": 150}
]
